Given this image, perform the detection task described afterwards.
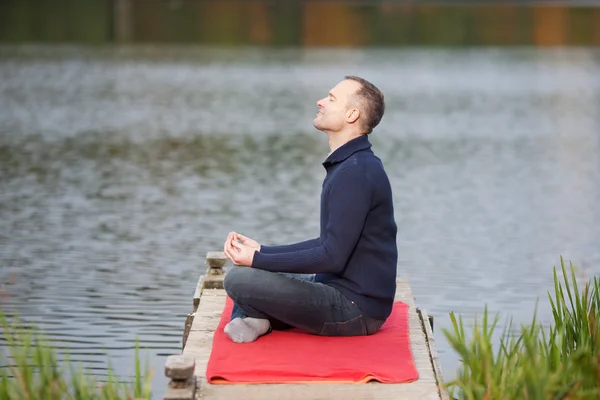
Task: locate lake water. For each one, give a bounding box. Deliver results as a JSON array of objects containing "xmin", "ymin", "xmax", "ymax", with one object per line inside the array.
[{"xmin": 1, "ymin": 45, "xmax": 599, "ymax": 398}]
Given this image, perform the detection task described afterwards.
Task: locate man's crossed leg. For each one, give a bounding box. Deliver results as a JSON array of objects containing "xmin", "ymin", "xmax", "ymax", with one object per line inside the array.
[
  {"xmin": 225, "ymin": 272, "xmax": 314, "ymax": 342},
  {"xmin": 223, "ymin": 267, "xmax": 384, "ymax": 343}
]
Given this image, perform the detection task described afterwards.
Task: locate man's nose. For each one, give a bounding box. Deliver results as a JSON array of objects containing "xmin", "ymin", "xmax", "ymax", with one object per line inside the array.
[{"xmin": 317, "ymin": 98, "xmax": 324, "ymax": 107}]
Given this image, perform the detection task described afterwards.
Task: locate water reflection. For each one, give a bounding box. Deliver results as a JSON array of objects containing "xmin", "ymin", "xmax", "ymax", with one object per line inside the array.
[{"xmin": 1, "ymin": 46, "xmax": 600, "ymax": 398}]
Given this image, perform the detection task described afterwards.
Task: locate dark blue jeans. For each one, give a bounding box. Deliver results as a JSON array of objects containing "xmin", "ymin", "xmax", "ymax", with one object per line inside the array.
[
  {"xmin": 229, "ymin": 272, "xmax": 315, "ymax": 321},
  {"xmin": 224, "ymin": 267, "xmax": 385, "ymax": 336}
]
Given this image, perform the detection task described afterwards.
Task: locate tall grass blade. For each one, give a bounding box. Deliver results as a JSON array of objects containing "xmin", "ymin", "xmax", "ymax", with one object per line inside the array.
[
  {"xmin": 443, "ymin": 258, "xmax": 600, "ymax": 400},
  {"xmin": 0, "ymin": 309, "xmax": 152, "ymax": 399}
]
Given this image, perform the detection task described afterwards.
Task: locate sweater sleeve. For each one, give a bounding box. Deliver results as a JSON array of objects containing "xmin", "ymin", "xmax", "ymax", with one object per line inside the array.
[
  {"xmin": 260, "ymin": 238, "xmax": 321, "ymax": 254},
  {"xmin": 251, "ymin": 165, "xmax": 372, "ymax": 274}
]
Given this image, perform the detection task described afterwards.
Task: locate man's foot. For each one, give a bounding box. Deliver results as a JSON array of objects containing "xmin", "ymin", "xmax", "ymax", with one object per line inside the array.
[
  {"xmin": 224, "ymin": 317, "xmax": 271, "ymax": 343},
  {"xmin": 224, "ymin": 318, "xmax": 248, "ymax": 343},
  {"xmin": 244, "ymin": 317, "xmax": 271, "ymax": 339}
]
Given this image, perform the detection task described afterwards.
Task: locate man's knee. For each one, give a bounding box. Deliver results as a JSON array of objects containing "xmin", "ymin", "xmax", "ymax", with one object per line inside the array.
[{"xmin": 224, "ymin": 267, "xmax": 255, "ymax": 299}]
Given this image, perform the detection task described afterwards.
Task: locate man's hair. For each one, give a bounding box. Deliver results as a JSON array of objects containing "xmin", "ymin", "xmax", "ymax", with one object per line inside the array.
[{"xmin": 344, "ymin": 75, "xmax": 385, "ymax": 134}]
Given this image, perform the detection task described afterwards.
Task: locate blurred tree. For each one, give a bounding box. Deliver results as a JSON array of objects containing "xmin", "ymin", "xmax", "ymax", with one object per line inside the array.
[
  {"xmin": 533, "ymin": 6, "xmax": 567, "ymax": 46},
  {"xmin": 569, "ymin": 7, "xmax": 595, "ymax": 46},
  {"xmin": 133, "ymin": 0, "xmax": 167, "ymax": 42},
  {"xmin": 375, "ymin": 4, "xmax": 415, "ymax": 46},
  {"xmin": 0, "ymin": 0, "xmax": 34, "ymax": 41},
  {"xmin": 269, "ymin": 2, "xmax": 302, "ymax": 47},
  {"xmin": 1, "ymin": 0, "xmax": 600, "ymax": 47},
  {"xmin": 415, "ymin": 5, "xmax": 471, "ymax": 46},
  {"xmin": 303, "ymin": 3, "xmax": 365, "ymax": 47},
  {"xmin": 69, "ymin": 0, "xmax": 110, "ymax": 43},
  {"xmin": 476, "ymin": 5, "xmax": 529, "ymax": 46},
  {"xmin": 594, "ymin": 8, "xmax": 600, "ymax": 45},
  {"xmin": 197, "ymin": 1, "xmax": 245, "ymax": 45},
  {"xmin": 165, "ymin": 0, "xmax": 197, "ymax": 43}
]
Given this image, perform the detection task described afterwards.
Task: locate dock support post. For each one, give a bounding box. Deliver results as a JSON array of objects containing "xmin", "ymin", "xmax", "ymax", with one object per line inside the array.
[
  {"xmin": 163, "ymin": 354, "xmax": 196, "ymax": 400},
  {"xmin": 203, "ymin": 251, "xmax": 227, "ymax": 289}
]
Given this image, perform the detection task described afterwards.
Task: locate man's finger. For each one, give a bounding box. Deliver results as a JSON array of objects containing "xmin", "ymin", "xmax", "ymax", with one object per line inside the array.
[
  {"xmin": 231, "ymin": 240, "xmax": 243, "ymax": 250},
  {"xmin": 224, "ymin": 247, "xmax": 237, "ymax": 263},
  {"xmin": 226, "ymin": 251, "xmax": 239, "ymax": 265},
  {"xmin": 226, "ymin": 237, "xmax": 236, "ymax": 249},
  {"xmin": 224, "ymin": 250, "xmax": 232, "ymax": 263}
]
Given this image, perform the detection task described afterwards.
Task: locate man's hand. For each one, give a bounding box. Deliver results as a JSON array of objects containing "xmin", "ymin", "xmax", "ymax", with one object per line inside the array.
[
  {"xmin": 233, "ymin": 232, "xmax": 261, "ymax": 251},
  {"xmin": 224, "ymin": 236, "xmax": 256, "ymax": 267}
]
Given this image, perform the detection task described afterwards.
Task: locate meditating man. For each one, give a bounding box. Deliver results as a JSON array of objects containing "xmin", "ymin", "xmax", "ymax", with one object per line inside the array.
[{"xmin": 222, "ymin": 76, "xmax": 398, "ymax": 343}]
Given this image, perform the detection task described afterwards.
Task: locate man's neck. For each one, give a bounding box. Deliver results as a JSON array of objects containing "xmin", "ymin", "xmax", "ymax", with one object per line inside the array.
[{"xmin": 328, "ymin": 132, "xmax": 364, "ymax": 154}]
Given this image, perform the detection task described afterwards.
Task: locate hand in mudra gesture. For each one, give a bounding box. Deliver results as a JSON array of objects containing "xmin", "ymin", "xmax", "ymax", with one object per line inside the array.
[
  {"xmin": 223, "ymin": 232, "xmax": 260, "ymax": 267},
  {"xmin": 232, "ymin": 232, "xmax": 261, "ymax": 251}
]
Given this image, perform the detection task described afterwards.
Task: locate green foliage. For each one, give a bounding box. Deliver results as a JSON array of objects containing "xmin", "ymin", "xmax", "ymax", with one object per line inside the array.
[
  {"xmin": 443, "ymin": 257, "xmax": 600, "ymax": 400},
  {"xmin": 0, "ymin": 311, "xmax": 153, "ymax": 400}
]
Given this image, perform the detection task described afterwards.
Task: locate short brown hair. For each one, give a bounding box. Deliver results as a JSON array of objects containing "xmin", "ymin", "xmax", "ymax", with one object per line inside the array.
[{"xmin": 345, "ymin": 75, "xmax": 385, "ymax": 134}]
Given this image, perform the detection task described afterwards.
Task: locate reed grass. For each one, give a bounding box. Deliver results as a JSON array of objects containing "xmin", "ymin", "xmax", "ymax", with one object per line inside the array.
[
  {"xmin": 443, "ymin": 257, "xmax": 599, "ymax": 400},
  {"xmin": 0, "ymin": 310, "xmax": 153, "ymax": 400}
]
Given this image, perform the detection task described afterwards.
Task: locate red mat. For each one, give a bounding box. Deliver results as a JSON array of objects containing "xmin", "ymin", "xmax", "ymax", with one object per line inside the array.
[{"xmin": 206, "ymin": 298, "xmax": 419, "ymax": 384}]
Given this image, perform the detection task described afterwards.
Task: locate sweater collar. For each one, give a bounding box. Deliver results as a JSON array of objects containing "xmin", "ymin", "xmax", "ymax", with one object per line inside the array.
[{"xmin": 323, "ymin": 135, "xmax": 372, "ymax": 166}]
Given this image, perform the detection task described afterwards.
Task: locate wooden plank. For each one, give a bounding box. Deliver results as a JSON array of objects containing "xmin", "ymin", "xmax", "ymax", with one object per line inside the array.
[
  {"xmin": 420, "ymin": 309, "xmax": 451, "ymax": 400},
  {"xmin": 192, "ymin": 274, "xmax": 205, "ymax": 312},
  {"xmin": 184, "ymin": 290, "xmax": 226, "ymax": 379},
  {"xmin": 182, "ymin": 275, "xmax": 207, "ymax": 349},
  {"xmin": 185, "ymin": 278, "xmax": 442, "ymax": 400}
]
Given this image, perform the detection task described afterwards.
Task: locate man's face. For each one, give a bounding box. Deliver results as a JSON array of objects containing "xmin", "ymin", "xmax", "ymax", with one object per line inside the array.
[{"xmin": 313, "ymin": 79, "xmax": 361, "ymax": 133}]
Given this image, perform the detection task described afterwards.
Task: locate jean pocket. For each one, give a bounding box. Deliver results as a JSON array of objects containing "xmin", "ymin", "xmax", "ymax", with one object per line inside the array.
[{"xmin": 319, "ymin": 315, "xmax": 367, "ymax": 336}]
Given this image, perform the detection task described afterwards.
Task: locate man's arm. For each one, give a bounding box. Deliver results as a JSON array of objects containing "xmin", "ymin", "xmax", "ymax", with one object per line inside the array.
[
  {"xmin": 251, "ymin": 165, "xmax": 372, "ymax": 274},
  {"xmin": 260, "ymin": 238, "xmax": 321, "ymax": 254}
]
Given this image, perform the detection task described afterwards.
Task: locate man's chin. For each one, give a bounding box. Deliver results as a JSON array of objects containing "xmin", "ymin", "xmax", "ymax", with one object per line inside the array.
[{"xmin": 313, "ymin": 119, "xmax": 324, "ymax": 131}]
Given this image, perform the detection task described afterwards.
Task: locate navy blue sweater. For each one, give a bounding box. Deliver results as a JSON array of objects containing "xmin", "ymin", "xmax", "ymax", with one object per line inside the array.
[{"xmin": 252, "ymin": 135, "xmax": 398, "ymax": 320}]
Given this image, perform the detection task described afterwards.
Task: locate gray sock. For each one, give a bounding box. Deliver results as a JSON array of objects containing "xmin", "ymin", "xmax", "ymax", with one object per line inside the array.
[
  {"xmin": 244, "ymin": 317, "xmax": 271, "ymax": 338},
  {"xmin": 224, "ymin": 317, "xmax": 271, "ymax": 343},
  {"xmin": 224, "ymin": 318, "xmax": 250, "ymax": 343}
]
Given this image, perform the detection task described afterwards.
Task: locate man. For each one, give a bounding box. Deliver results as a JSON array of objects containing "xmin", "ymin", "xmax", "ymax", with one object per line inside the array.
[{"xmin": 222, "ymin": 76, "xmax": 397, "ymax": 343}]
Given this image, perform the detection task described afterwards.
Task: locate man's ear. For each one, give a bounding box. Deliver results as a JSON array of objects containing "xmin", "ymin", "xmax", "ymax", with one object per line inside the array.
[{"xmin": 346, "ymin": 108, "xmax": 360, "ymax": 124}]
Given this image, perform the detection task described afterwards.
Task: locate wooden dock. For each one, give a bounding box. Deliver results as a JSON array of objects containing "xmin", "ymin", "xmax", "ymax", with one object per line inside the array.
[{"xmin": 164, "ymin": 252, "xmax": 450, "ymax": 400}]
